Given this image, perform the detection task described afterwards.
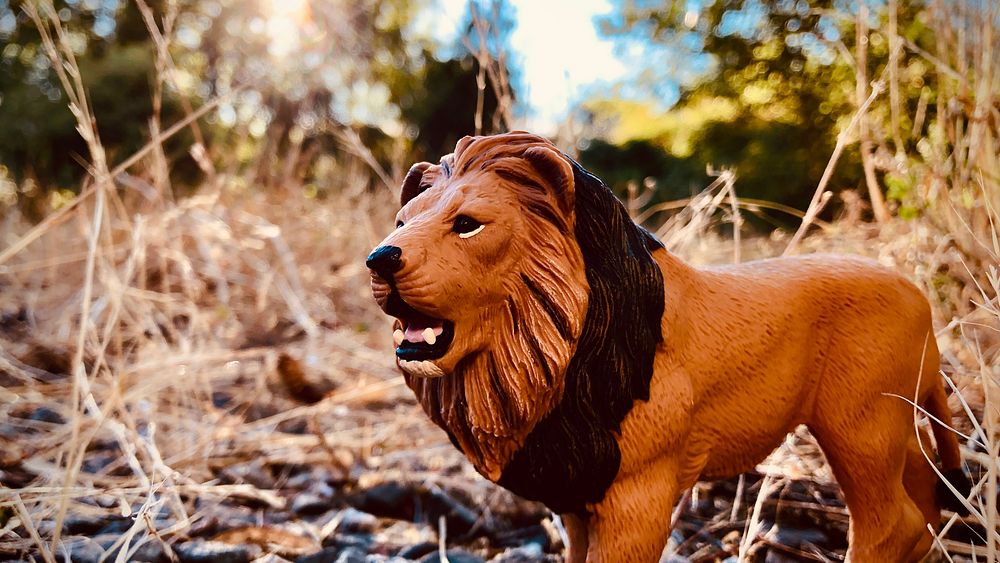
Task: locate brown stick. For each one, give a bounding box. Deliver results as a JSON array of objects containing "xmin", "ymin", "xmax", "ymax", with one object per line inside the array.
[
  {"xmin": 785, "ymin": 81, "xmax": 885, "ymax": 256},
  {"xmin": 856, "ymin": 3, "xmax": 892, "ymax": 225}
]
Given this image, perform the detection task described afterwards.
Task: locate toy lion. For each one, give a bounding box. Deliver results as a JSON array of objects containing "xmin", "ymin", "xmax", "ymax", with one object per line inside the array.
[{"xmin": 366, "ymin": 132, "xmax": 969, "ymax": 562}]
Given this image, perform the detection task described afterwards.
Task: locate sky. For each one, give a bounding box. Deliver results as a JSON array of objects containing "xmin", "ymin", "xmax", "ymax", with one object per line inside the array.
[{"xmin": 433, "ymin": 0, "xmax": 628, "ymax": 134}]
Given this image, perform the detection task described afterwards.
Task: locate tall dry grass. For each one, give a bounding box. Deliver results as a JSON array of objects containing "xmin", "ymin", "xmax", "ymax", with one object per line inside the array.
[
  {"xmin": 0, "ymin": 1, "xmax": 996, "ymax": 562},
  {"xmin": 0, "ymin": 2, "xmax": 422, "ymax": 561}
]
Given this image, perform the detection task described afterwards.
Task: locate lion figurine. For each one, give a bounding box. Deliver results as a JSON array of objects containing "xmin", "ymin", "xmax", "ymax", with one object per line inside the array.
[{"xmin": 366, "ymin": 131, "xmax": 969, "ymax": 562}]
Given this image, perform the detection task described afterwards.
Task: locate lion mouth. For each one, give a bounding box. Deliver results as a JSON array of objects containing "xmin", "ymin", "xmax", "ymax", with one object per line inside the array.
[
  {"xmin": 383, "ymin": 292, "xmax": 454, "ymax": 362},
  {"xmin": 395, "ymin": 319, "xmax": 454, "ymax": 362}
]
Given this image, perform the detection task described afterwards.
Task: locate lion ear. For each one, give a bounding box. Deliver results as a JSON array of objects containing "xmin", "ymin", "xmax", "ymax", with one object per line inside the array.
[
  {"xmin": 400, "ymin": 162, "xmax": 433, "ymax": 207},
  {"xmin": 454, "ymin": 135, "xmax": 479, "ymax": 160},
  {"xmin": 522, "ymin": 146, "xmax": 575, "ymax": 213}
]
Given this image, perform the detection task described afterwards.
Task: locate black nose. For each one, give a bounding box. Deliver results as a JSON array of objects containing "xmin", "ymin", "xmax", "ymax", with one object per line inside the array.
[{"xmin": 366, "ymin": 245, "xmax": 403, "ymax": 280}]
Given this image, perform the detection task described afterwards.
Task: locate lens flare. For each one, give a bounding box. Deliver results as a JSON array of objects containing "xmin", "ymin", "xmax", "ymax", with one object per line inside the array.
[{"xmin": 262, "ymin": 0, "xmax": 312, "ymax": 58}]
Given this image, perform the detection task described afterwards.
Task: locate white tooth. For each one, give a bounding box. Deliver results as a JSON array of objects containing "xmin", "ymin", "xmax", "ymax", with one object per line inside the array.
[
  {"xmin": 393, "ymin": 329, "xmax": 404, "ymax": 346},
  {"xmin": 423, "ymin": 327, "xmax": 437, "ymax": 346}
]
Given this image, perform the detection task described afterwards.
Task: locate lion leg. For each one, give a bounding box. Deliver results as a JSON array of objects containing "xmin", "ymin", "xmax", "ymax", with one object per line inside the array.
[
  {"xmin": 811, "ymin": 414, "xmax": 931, "ymax": 562},
  {"xmin": 586, "ymin": 461, "xmax": 680, "ymax": 563},
  {"xmin": 560, "ymin": 512, "xmax": 589, "ymax": 563},
  {"xmin": 903, "ymin": 427, "xmax": 943, "ymax": 529}
]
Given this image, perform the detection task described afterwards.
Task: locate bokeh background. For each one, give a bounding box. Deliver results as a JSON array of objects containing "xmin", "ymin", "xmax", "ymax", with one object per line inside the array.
[{"xmin": 0, "ymin": 1, "xmax": 997, "ymax": 562}]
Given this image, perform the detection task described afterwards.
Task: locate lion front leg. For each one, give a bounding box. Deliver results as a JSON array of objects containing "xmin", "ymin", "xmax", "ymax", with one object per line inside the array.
[
  {"xmin": 560, "ymin": 512, "xmax": 590, "ymax": 563},
  {"xmin": 585, "ymin": 461, "xmax": 681, "ymax": 563}
]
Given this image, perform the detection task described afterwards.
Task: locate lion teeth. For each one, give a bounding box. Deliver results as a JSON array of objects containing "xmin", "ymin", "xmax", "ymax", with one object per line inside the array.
[
  {"xmin": 393, "ymin": 329, "xmax": 404, "ymax": 346},
  {"xmin": 422, "ymin": 327, "xmax": 437, "ymax": 345}
]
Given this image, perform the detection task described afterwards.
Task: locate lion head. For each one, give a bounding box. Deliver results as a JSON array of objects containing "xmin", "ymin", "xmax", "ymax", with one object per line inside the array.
[{"xmin": 368, "ymin": 132, "xmax": 664, "ymax": 513}]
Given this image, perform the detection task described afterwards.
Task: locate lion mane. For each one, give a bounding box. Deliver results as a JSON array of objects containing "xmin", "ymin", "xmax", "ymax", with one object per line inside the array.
[{"xmin": 394, "ymin": 133, "xmax": 665, "ymax": 514}]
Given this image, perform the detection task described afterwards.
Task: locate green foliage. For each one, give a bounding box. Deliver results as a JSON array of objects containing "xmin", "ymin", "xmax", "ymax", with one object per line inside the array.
[
  {"xmin": 397, "ymin": 0, "xmax": 518, "ymax": 159},
  {"xmin": 693, "ymin": 112, "xmax": 846, "ymax": 211},
  {"xmin": 583, "ymin": 0, "xmax": 885, "ymax": 221},
  {"xmin": 0, "ymin": 0, "xmax": 518, "ymax": 210},
  {"xmin": 884, "ymin": 171, "xmax": 921, "ymax": 219},
  {"xmin": 578, "ymin": 137, "xmax": 706, "ymax": 202},
  {"xmin": 0, "ymin": 0, "xmax": 188, "ymax": 203},
  {"xmin": 400, "ymin": 53, "xmax": 504, "ymax": 160}
]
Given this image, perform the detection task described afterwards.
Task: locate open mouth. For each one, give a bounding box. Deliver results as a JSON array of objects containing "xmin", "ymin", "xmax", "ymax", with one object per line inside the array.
[{"xmin": 384, "ymin": 292, "xmax": 454, "ymax": 361}]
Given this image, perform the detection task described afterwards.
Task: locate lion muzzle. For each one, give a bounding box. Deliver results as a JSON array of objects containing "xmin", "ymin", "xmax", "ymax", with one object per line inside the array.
[
  {"xmin": 366, "ymin": 244, "xmax": 403, "ymax": 281},
  {"xmin": 367, "ymin": 243, "xmax": 455, "ymax": 369}
]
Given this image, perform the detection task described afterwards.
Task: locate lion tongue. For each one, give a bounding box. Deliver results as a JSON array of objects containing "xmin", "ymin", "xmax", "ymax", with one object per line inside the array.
[{"xmin": 404, "ymin": 322, "xmax": 444, "ymax": 345}]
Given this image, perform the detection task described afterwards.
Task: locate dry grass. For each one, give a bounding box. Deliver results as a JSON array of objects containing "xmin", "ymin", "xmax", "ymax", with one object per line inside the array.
[{"xmin": 0, "ymin": 1, "xmax": 997, "ymax": 562}]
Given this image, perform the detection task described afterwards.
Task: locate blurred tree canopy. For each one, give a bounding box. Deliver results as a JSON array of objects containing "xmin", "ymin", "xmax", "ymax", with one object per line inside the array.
[
  {"xmin": 0, "ymin": 0, "xmax": 182, "ymax": 199},
  {"xmin": 2, "ymin": 0, "xmax": 950, "ymax": 226},
  {"xmin": 578, "ymin": 0, "xmax": 938, "ymax": 224},
  {"xmin": 0, "ymin": 0, "xmax": 516, "ymax": 215}
]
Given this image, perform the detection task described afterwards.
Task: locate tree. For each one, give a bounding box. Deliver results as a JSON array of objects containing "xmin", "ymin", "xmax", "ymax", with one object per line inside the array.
[
  {"xmin": 583, "ymin": 0, "xmax": 932, "ymax": 222},
  {"xmin": 398, "ymin": 0, "xmax": 519, "ymax": 160},
  {"xmin": 0, "ymin": 0, "xmax": 184, "ymax": 212},
  {"xmin": 0, "ymin": 0, "xmax": 522, "ymax": 209}
]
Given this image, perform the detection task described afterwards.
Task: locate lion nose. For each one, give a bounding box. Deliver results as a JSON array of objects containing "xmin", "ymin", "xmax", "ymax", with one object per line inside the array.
[{"xmin": 366, "ymin": 245, "xmax": 403, "ymax": 280}]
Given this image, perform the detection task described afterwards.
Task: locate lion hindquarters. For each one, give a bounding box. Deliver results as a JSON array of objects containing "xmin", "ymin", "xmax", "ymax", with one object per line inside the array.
[
  {"xmin": 811, "ymin": 266, "xmax": 938, "ymax": 398},
  {"xmin": 802, "ymin": 269, "xmax": 954, "ymax": 560},
  {"xmin": 808, "ymin": 394, "xmax": 934, "ymax": 562}
]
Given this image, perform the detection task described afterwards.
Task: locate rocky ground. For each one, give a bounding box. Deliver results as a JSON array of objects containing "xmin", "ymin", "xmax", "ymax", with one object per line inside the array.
[
  {"xmin": 0, "ymin": 339, "xmax": 987, "ymax": 563},
  {"xmin": 2, "ymin": 448, "xmax": 987, "ymax": 562},
  {"xmin": 0, "ymin": 205, "xmax": 991, "ymax": 562}
]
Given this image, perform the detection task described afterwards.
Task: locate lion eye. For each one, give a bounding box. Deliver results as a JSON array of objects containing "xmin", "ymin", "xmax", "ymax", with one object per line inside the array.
[
  {"xmin": 453, "ymin": 215, "xmax": 484, "ymax": 238},
  {"xmin": 395, "ymin": 220, "xmax": 404, "ymax": 229}
]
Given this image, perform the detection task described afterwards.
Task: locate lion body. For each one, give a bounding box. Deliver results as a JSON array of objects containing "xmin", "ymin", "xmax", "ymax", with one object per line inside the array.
[
  {"xmin": 368, "ymin": 132, "xmax": 966, "ymax": 563},
  {"xmin": 644, "ymin": 251, "xmax": 939, "ymax": 482},
  {"xmin": 591, "ymin": 250, "xmax": 950, "ymax": 562}
]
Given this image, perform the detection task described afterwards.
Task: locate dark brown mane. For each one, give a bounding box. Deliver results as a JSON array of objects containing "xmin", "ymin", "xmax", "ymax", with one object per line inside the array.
[
  {"xmin": 402, "ymin": 133, "xmax": 588, "ymax": 480},
  {"xmin": 497, "ymin": 157, "xmax": 664, "ymax": 514}
]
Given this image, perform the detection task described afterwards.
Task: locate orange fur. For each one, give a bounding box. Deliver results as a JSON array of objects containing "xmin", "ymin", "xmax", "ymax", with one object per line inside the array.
[
  {"xmin": 591, "ymin": 251, "xmax": 954, "ymax": 562},
  {"xmin": 367, "ymin": 132, "xmax": 965, "ymax": 562}
]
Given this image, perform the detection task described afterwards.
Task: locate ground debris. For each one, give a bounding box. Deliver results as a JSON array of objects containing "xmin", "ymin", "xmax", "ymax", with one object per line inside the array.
[{"xmin": 0, "ymin": 191, "xmax": 990, "ymax": 562}]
